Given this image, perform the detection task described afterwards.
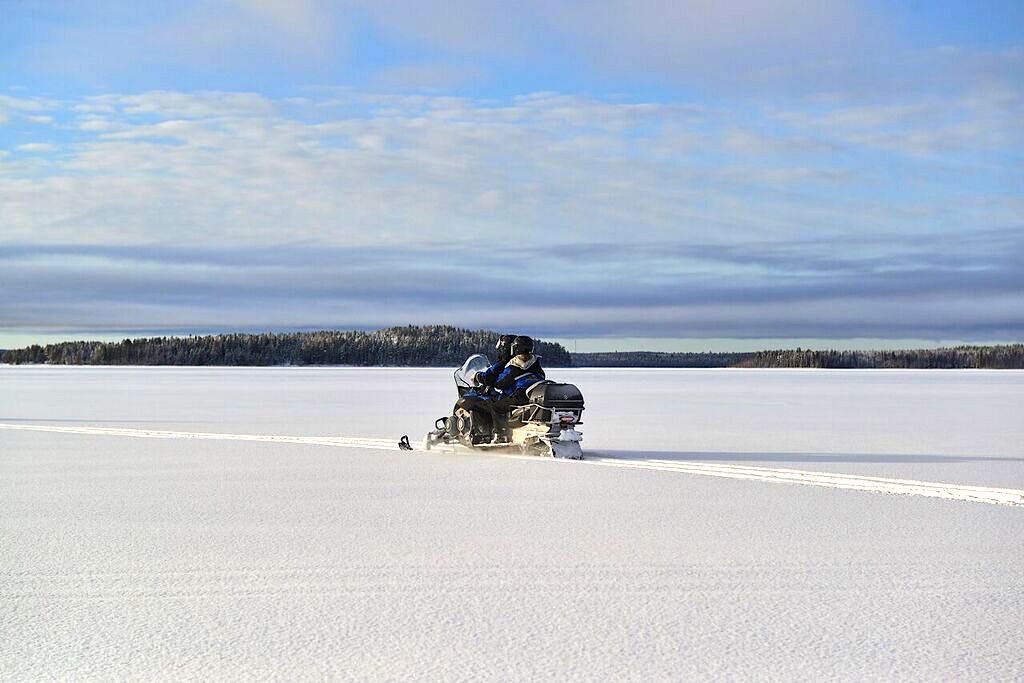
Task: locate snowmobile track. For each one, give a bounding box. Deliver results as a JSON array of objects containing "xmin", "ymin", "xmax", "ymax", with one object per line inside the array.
[{"xmin": 2, "ymin": 422, "xmax": 1022, "ymax": 507}]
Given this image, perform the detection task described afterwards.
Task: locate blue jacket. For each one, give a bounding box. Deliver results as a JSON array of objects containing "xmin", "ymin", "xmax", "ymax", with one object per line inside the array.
[
  {"xmin": 476, "ymin": 358, "xmax": 507, "ymax": 387},
  {"xmin": 478, "ymin": 355, "xmax": 545, "ymax": 399}
]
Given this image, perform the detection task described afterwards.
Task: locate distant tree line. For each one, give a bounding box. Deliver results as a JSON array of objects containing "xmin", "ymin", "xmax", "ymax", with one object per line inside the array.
[
  {"xmin": 0, "ymin": 326, "xmax": 573, "ymax": 367},
  {"xmin": 3, "ymin": 331, "xmax": 1021, "ymax": 368},
  {"xmin": 573, "ymin": 344, "xmax": 1024, "ymax": 369},
  {"xmin": 734, "ymin": 345, "xmax": 1024, "ymax": 369}
]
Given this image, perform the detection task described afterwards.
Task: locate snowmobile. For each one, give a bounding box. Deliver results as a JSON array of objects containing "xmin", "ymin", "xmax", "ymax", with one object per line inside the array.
[{"xmin": 422, "ymin": 354, "xmax": 585, "ymax": 458}]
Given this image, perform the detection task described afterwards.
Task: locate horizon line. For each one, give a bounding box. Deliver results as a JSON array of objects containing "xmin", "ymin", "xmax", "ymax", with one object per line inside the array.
[{"xmin": 0, "ymin": 327, "xmax": 1020, "ymax": 355}]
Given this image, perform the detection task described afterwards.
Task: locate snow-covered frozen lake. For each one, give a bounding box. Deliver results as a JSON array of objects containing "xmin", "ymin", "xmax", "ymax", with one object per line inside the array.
[{"xmin": 2, "ymin": 366, "xmax": 1023, "ymax": 679}]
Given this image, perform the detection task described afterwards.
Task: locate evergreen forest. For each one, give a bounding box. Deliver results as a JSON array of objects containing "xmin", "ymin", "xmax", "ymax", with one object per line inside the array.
[{"xmin": 2, "ymin": 328, "xmax": 1021, "ymax": 369}]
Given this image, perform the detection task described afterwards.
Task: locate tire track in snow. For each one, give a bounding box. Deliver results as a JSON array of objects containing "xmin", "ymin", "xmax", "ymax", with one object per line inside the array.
[
  {"xmin": 2, "ymin": 422, "xmax": 1022, "ymax": 507},
  {"xmin": 582, "ymin": 457, "xmax": 1024, "ymax": 507},
  {"xmin": 0, "ymin": 422, "xmax": 396, "ymax": 450}
]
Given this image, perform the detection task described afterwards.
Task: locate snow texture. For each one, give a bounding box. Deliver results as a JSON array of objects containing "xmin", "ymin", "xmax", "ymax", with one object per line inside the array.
[{"xmin": 2, "ymin": 367, "xmax": 1023, "ymax": 679}]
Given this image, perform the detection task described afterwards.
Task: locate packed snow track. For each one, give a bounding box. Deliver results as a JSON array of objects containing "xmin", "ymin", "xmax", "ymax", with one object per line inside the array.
[{"xmin": 1, "ymin": 422, "xmax": 1021, "ymax": 507}]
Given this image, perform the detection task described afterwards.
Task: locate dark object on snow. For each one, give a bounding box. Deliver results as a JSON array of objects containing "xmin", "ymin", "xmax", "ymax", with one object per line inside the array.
[
  {"xmin": 398, "ymin": 435, "xmax": 413, "ymax": 451},
  {"xmin": 424, "ymin": 354, "xmax": 585, "ymax": 458}
]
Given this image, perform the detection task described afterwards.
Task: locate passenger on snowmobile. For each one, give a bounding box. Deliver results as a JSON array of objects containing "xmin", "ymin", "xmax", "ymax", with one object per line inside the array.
[
  {"xmin": 481, "ymin": 335, "xmax": 545, "ymax": 400},
  {"xmin": 455, "ymin": 336, "xmax": 546, "ymax": 440}
]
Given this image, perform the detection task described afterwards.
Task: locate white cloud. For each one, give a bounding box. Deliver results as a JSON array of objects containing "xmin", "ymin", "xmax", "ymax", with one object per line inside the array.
[
  {"xmin": 0, "ymin": 87, "xmax": 1017, "ymax": 255},
  {"xmin": 0, "ymin": 95, "xmax": 59, "ymax": 112},
  {"xmin": 114, "ymin": 91, "xmax": 275, "ymax": 118},
  {"xmin": 0, "ymin": 95, "xmax": 60, "ymax": 128},
  {"xmin": 79, "ymin": 118, "xmax": 118, "ymax": 131},
  {"xmin": 15, "ymin": 143, "xmax": 57, "ymax": 152},
  {"xmin": 1, "ymin": 86, "xmax": 1019, "ymax": 338}
]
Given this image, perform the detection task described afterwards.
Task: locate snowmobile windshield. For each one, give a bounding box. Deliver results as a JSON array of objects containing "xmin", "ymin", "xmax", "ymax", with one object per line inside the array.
[{"xmin": 454, "ymin": 354, "xmax": 491, "ymax": 388}]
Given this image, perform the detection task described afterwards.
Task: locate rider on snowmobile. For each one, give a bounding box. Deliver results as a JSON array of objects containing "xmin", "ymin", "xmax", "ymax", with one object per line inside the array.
[
  {"xmin": 473, "ymin": 335, "xmax": 545, "ymax": 401},
  {"xmin": 451, "ymin": 335, "xmax": 546, "ymax": 441}
]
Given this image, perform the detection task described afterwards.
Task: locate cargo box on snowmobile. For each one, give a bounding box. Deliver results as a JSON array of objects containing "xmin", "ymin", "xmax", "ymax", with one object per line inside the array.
[
  {"xmin": 526, "ymin": 381, "xmax": 584, "ymax": 409},
  {"xmin": 511, "ymin": 380, "xmax": 584, "ymax": 425}
]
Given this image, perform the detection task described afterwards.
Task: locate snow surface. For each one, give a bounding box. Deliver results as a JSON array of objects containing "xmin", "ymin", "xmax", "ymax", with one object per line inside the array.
[{"xmin": 2, "ymin": 366, "xmax": 1023, "ymax": 679}]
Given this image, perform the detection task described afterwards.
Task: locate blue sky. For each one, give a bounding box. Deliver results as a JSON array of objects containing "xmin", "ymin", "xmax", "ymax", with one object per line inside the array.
[{"xmin": 1, "ymin": 1, "xmax": 1022, "ymax": 350}]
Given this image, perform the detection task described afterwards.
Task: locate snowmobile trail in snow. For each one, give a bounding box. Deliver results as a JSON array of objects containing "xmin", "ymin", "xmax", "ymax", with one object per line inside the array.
[{"xmin": 2, "ymin": 422, "xmax": 1023, "ymax": 507}]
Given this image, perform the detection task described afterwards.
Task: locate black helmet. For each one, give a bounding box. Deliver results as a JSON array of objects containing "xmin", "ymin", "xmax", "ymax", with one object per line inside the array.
[
  {"xmin": 511, "ymin": 335, "xmax": 534, "ymax": 357},
  {"xmin": 495, "ymin": 334, "xmax": 515, "ymax": 363}
]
